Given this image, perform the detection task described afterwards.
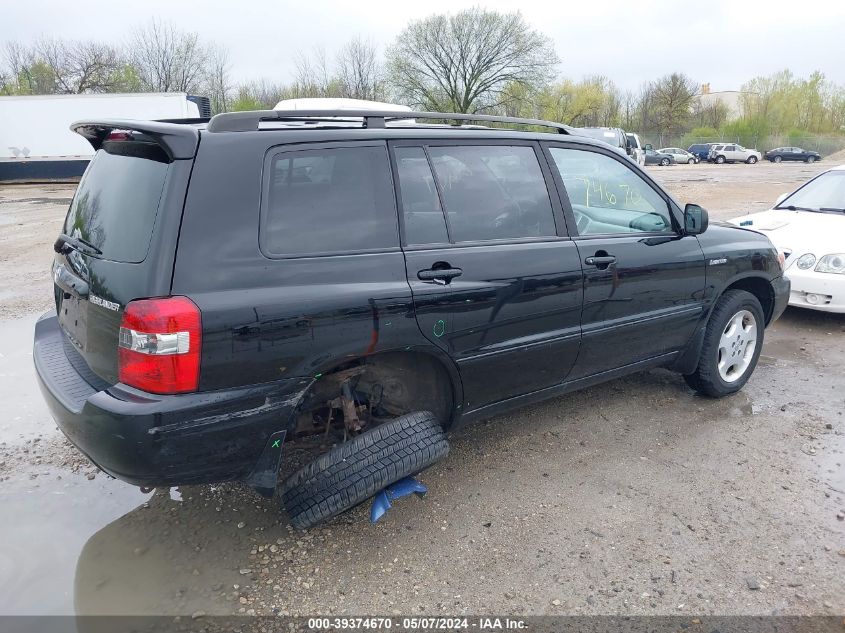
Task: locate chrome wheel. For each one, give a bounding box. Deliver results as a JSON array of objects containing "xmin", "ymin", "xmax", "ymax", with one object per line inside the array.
[{"xmin": 718, "ymin": 310, "xmax": 757, "ymax": 382}]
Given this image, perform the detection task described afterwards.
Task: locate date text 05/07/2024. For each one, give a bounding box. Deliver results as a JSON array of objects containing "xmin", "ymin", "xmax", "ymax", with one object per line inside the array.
[{"xmin": 306, "ymin": 617, "xmax": 528, "ymax": 630}]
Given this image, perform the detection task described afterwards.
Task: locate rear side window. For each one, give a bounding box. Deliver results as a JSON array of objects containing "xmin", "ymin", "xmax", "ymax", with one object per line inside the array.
[
  {"xmin": 394, "ymin": 147, "xmax": 449, "ymax": 245},
  {"xmin": 427, "ymin": 145, "xmax": 557, "ymax": 242},
  {"xmin": 63, "ymin": 149, "xmax": 169, "ymax": 263},
  {"xmin": 262, "ymin": 145, "xmax": 398, "ymax": 256}
]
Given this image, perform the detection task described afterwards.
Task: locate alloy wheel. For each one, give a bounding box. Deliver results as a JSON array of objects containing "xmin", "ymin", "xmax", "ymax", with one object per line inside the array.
[{"xmin": 717, "ymin": 310, "xmax": 757, "ymax": 383}]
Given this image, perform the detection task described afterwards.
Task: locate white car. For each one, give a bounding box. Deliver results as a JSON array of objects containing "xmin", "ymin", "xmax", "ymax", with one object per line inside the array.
[
  {"xmin": 657, "ymin": 147, "xmax": 699, "ymax": 164},
  {"xmin": 729, "ymin": 165, "xmax": 845, "ymax": 312},
  {"xmin": 709, "ymin": 143, "xmax": 762, "ymax": 164}
]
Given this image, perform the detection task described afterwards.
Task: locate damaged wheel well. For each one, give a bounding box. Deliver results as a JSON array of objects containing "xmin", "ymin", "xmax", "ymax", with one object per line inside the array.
[{"xmin": 289, "ymin": 352, "xmax": 455, "ymax": 442}]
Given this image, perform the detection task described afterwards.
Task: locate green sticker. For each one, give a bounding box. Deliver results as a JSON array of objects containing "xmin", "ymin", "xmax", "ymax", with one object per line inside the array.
[
  {"xmin": 433, "ymin": 319, "xmax": 446, "ymax": 338},
  {"xmin": 271, "ymin": 439, "xmax": 281, "ymax": 449}
]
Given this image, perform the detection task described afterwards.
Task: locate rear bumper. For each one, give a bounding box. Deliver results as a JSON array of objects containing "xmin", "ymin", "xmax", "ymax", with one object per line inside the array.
[{"xmin": 34, "ymin": 312, "xmax": 310, "ymax": 487}]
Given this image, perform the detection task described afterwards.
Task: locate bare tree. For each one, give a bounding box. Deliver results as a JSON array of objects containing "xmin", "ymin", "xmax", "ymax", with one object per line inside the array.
[
  {"xmin": 691, "ymin": 98, "xmax": 729, "ymax": 129},
  {"xmin": 35, "ymin": 38, "xmax": 125, "ymax": 93},
  {"xmin": 621, "ymin": 89, "xmax": 638, "ymax": 130},
  {"xmin": 650, "ymin": 73, "xmax": 697, "ymax": 137},
  {"xmin": 130, "ymin": 19, "xmax": 209, "ymax": 93},
  {"xmin": 386, "ymin": 8, "xmax": 558, "ymax": 113},
  {"xmin": 288, "ymin": 47, "xmax": 345, "ymax": 98},
  {"xmin": 3, "ymin": 41, "xmax": 57, "ymax": 94},
  {"xmin": 204, "ymin": 44, "xmax": 231, "ymax": 113},
  {"xmin": 336, "ymin": 37, "xmax": 384, "ymax": 101}
]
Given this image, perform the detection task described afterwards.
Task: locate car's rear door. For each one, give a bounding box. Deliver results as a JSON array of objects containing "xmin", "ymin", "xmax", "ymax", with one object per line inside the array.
[
  {"xmin": 542, "ymin": 141, "xmax": 706, "ymax": 380},
  {"xmin": 391, "ymin": 140, "xmax": 583, "ymax": 410},
  {"xmin": 53, "ymin": 130, "xmax": 193, "ymax": 384}
]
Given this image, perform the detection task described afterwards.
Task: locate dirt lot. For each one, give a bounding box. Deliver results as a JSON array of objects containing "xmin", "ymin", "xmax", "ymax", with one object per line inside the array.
[{"xmin": 0, "ymin": 162, "xmax": 843, "ymax": 618}]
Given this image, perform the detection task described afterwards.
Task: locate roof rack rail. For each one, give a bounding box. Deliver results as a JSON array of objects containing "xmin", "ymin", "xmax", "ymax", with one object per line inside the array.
[{"xmin": 206, "ymin": 109, "xmax": 573, "ymax": 135}]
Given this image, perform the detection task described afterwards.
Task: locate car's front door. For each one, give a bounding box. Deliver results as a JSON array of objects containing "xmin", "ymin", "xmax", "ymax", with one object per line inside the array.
[
  {"xmin": 543, "ymin": 142, "xmax": 706, "ymax": 380},
  {"xmin": 391, "ymin": 141, "xmax": 583, "ymax": 411}
]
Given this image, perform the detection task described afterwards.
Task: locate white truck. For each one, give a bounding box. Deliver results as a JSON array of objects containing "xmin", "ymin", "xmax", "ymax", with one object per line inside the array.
[{"xmin": 0, "ymin": 92, "xmax": 209, "ymax": 181}]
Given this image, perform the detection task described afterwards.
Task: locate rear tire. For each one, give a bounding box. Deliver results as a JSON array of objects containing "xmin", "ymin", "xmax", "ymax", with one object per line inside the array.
[
  {"xmin": 684, "ymin": 290, "xmax": 765, "ymax": 398},
  {"xmin": 660, "ymin": 158, "xmax": 670, "ymax": 166},
  {"xmin": 282, "ymin": 411, "xmax": 449, "ymax": 529},
  {"xmin": 715, "ymin": 155, "xmax": 726, "ymax": 164}
]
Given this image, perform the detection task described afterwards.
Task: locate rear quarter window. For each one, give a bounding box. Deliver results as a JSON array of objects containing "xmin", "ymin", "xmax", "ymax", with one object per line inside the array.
[
  {"xmin": 63, "ymin": 149, "xmax": 169, "ymax": 263},
  {"xmin": 261, "ymin": 145, "xmax": 398, "ymax": 257}
]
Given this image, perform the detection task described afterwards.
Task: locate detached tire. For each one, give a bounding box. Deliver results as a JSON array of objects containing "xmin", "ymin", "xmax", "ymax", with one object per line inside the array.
[
  {"xmin": 684, "ymin": 290, "xmax": 765, "ymax": 398},
  {"xmin": 282, "ymin": 411, "xmax": 449, "ymax": 529}
]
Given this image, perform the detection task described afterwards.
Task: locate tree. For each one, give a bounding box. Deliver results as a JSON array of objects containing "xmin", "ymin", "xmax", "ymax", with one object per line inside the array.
[
  {"xmin": 205, "ymin": 45, "xmax": 231, "ymax": 114},
  {"xmin": 691, "ymin": 98, "xmax": 729, "ymax": 129},
  {"xmin": 386, "ymin": 8, "xmax": 558, "ymax": 113},
  {"xmin": 130, "ymin": 19, "xmax": 209, "ymax": 93},
  {"xmin": 35, "ymin": 38, "xmax": 125, "ymax": 93},
  {"xmin": 3, "ymin": 41, "xmax": 56, "ymax": 94},
  {"xmin": 336, "ymin": 37, "xmax": 384, "ymax": 101},
  {"xmin": 650, "ymin": 73, "xmax": 697, "ymax": 138}
]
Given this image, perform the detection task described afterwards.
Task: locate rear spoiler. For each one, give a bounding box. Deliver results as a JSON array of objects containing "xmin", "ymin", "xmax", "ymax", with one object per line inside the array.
[{"xmin": 71, "ymin": 119, "xmax": 201, "ymax": 161}]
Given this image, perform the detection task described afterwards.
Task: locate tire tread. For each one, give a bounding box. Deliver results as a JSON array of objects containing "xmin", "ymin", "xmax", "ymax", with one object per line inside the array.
[{"xmin": 282, "ymin": 411, "xmax": 448, "ymax": 529}]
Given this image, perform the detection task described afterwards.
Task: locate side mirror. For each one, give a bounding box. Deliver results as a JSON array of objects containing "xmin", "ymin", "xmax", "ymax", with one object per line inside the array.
[
  {"xmin": 644, "ymin": 144, "xmax": 653, "ymax": 151},
  {"xmin": 684, "ymin": 203, "xmax": 709, "ymax": 235},
  {"xmin": 774, "ymin": 193, "xmax": 789, "ymax": 206}
]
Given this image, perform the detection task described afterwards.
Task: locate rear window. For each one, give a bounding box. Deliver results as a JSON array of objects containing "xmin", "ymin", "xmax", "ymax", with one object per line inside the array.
[
  {"xmin": 262, "ymin": 145, "xmax": 398, "ymax": 256},
  {"xmin": 63, "ymin": 149, "xmax": 169, "ymax": 263}
]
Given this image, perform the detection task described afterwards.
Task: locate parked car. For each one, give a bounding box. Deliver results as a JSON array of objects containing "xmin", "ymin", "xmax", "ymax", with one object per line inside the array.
[
  {"xmin": 709, "ymin": 144, "xmax": 762, "ymax": 164},
  {"xmin": 644, "ymin": 148, "xmax": 676, "ymax": 166},
  {"xmin": 688, "ymin": 143, "xmax": 721, "ymax": 162},
  {"xmin": 573, "ymin": 126, "xmax": 629, "ymax": 156},
  {"xmin": 658, "ymin": 147, "xmax": 699, "ymax": 164},
  {"xmin": 34, "ymin": 107, "xmax": 789, "ymax": 529},
  {"xmin": 626, "ymin": 132, "xmax": 647, "ymax": 166},
  {"xmin": 765, "ymin": 147, "xmax": 821, "ymax": 163},
  {"xmin": 730, "ymin": 165, "xmax": 844, "ymax": 312}
]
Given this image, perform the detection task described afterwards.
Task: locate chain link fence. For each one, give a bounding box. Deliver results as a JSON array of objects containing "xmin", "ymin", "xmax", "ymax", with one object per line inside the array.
[{"xmin": 642, "ymin": 132, "xmax": 845, "ymax": 157}]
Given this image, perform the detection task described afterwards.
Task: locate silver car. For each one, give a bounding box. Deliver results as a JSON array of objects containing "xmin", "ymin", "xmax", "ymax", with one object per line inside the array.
[
  {"xmin": 657, "ymin": 147, "xmax": 699, "ymax": 164},
  {"xmin": 709, "ymin": 144, "xmax": 762, "ymax": 164}
]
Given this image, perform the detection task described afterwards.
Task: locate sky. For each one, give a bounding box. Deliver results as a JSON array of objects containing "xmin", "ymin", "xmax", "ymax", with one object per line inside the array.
[{"xmin": 2, "ymin": 0, "xmax": 844, "ymax": 92}]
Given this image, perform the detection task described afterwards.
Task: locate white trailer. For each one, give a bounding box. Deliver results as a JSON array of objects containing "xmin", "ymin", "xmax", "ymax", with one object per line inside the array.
[{"xmin": 0, "ymin": 92, "xmax": 208, "ymax": 181}]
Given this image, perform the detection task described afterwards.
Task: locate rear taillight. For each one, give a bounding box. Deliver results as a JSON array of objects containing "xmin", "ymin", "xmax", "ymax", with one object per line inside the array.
[{"xmin": 118, "ymin": 296, "xmax": 201, "ymax": 394}]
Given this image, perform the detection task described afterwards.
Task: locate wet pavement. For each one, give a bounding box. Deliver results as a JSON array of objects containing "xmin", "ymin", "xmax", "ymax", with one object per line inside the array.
[{"xmin": 0, "ymin": 174, "xmax": 844, "ymax": 618}]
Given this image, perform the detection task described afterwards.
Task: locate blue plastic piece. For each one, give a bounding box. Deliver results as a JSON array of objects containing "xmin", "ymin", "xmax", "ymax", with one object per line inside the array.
[{"xmin": 370, "ymin": 476, "xmax": 428, "ymax": 523}]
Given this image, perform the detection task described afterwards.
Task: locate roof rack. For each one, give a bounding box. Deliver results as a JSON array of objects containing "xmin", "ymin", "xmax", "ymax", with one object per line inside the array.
[{"xmin": 206, "ymin": 109, "xmax": 573, "ymax": 135}]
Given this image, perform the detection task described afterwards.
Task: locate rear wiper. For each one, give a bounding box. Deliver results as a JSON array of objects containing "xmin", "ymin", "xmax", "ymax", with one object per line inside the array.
[
  {"xmin": 820, "ymin": 207, "xmax": 845, "ymax": 212},
  {"xmin": 54, "ymin": 234, "xmax": 103, "ymax": 256}
]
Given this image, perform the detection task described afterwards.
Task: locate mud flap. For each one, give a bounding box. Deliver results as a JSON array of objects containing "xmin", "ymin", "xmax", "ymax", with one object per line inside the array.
[{"xmin": 243, "ymin": 430, "xmax": 286, "ymax": 497}]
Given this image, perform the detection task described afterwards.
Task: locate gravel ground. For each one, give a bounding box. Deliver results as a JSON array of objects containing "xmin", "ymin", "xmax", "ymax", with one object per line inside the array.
[{"xmin": 0, "ymin": 163, "xmax": 842, "ymax": 618}]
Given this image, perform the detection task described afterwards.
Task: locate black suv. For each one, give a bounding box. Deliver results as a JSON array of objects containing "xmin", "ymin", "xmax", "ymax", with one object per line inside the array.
[{"xmin": 34, "ymin": 110, "xmax": 789, "ymax": 528}]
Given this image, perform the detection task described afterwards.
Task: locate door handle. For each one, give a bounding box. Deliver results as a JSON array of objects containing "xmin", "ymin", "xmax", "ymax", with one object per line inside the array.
[
  {"xmin": 584, "ymin": 256, "xmax": 617, "ymax": 267},
  {"xmin": 418, "ymin": 267, "xmax": 463, "ymax": 284}
]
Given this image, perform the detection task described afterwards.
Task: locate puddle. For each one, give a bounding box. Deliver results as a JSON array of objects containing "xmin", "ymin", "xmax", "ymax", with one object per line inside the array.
[
  {"xmin": 0, "ymin": 313, "xmax": 251, "ymax": 616},
  {"xmin": 0, "ymin": 468, "xmax": 150, "ymax": 615},
  {"xmin": 0, "ymin": 464, "xmax": 258, "ymax": 616},
  {"xmin": 0, "ymin": 314, "xmax": 55, "ymax": 447}
]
